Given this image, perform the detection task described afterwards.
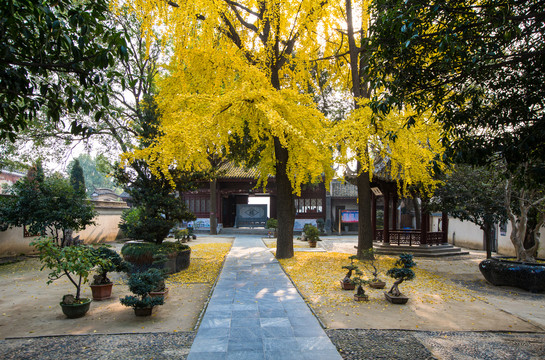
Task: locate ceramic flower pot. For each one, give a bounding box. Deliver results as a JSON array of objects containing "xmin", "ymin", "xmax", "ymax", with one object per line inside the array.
[
  {"xmin": 134, "ymin": 306, "xmax": 154, "ymax": 317},
  {"xmin": 90, "ymin": 283, "xmax": 113, "ymax": 301},
  {"xmin": 354, "ymin": 294, "xmax": 369, "ymax": 301},
  {"xmin": 60, "ymin": 298, "xmax": 92, "ymax": 318},
  {"xmin": 149, "ymin": 287, "xmax": 169, "ymax": 300},
  {"xmin": 369, "ymin": 280, "xmax": 386, "ymax": 289},
  {"xmin": 384, "ymin": 292, "xmax": 409, "ymax": 304},
  {"xmin": 340, "ymin": 280, "xmax": 355, "ymax": 290}
]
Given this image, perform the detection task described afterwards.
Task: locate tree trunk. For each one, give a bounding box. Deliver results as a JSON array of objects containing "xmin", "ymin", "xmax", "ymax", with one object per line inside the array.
[
  {"xmin": 346, "ymin": 0, "xmax": 373, "ymax": 259},
  {"xmin": 356, "ymin": 165, "xmax": 373, "ymax": 259},
  {"xmin": 209, "ymin": 179, "xmax": 217, "ymax": 235},
  {"xmin": 274, "ymin": 136, "xmax": 295, "ymax": 259},
  {"xmin": 482, "ymin": 220, "xmax": 493, "ymax": 259}
]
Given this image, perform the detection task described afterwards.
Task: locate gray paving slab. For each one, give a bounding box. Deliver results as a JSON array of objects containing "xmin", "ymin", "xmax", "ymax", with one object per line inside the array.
[{"xmin": 187, "ymin": 235, "xmax": 342, "ymax": 360}]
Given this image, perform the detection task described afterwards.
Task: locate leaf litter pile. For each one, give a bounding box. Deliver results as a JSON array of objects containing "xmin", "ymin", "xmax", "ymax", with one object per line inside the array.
[
  {"xmin": 278, "ymin": 252, "xmax": 485, "ymax": 310},
  {"xmin": 167, "ymin": 243, "xmax": 232, "ymax": 286}
]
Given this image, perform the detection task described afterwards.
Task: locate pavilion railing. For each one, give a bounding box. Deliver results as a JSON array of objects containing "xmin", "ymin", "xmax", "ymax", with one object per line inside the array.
[{"xmin": 375, "ymin": 230, "xmax": 446, "ymax": 246}]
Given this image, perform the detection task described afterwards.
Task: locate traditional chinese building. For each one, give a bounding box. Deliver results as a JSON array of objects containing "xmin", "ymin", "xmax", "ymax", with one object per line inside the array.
[{"xmin": 180, "ymin": 163, "xmax": 454, "ymax": 252}]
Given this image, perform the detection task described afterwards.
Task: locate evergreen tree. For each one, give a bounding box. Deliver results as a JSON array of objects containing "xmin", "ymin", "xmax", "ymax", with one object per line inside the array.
[{"xmin": 69, "ymin": 160, "xmax": 86, "ymax": 197}]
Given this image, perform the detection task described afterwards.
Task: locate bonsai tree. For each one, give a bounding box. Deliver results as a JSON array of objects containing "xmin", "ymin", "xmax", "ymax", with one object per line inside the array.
[
  {"xmin": 351, "ymin": 268, "xmax": 369, "ymax": 300},
  {"xmin": 360, "ymin": 249, "xmax": 384, "ymax": 285},
  {"xmin": 341, "ymin": 255, "xmax": 359, "ymax": 288},
  {"xmin": 386, "ymin": 253, "xmax": 416, "ymax": 297},
  {"xmin": 91, "ymin": 246, "xmax": 130, "ymax": 285},
  {"xmin": 30, "ymin": 237, "xmax": 108, "ymax": 303},
  {"xmin": 120, "ymin": 268, "xmax": 165, "ymax": 314},
  {"xmin": 0, "ymin": 161, "xmax": 96, "ymax": 247}
]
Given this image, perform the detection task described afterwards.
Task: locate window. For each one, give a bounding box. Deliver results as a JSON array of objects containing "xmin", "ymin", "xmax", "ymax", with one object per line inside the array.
[{"xmin": 294, "ymin": 198, "xmax": 323, "ymax": 214}]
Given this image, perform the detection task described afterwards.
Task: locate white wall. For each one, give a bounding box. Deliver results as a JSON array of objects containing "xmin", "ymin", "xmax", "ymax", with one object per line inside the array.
[
  {"xmin": 445, "ymin": 216, "xmax": 545, "ymax": 258},
  {"xmin": 0, "ymin": 201, "xmax": 128, "ymax": 256}
]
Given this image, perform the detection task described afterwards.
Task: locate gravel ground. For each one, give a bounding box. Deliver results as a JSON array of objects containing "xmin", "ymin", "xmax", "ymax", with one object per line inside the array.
[
  {"xmin": 326, "ymin": 329, "xmax": 545, "ymax": 360},
  {"xmin": 0, "ymin": 332, "xmax": 195, "ymax": 360},
  {"xmin": 1, "ymin": 329, "xmax": 543, "ymax": 359}
]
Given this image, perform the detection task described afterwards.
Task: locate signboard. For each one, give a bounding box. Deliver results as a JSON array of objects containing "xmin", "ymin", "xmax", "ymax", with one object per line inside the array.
[
  {"xmin": 341, "ymin": 210, "xmax": 359, "ymax": 223},
  {"xmin": 191, "ymin": 218, "xmax": 210, "ymax": 230},
  {"xmin": 371, "ymin": 187, "xmax": 383, "ymax": 196},
  {"xmin": 235, "ymin": 204, "xmax": 268, "ymax": 227},
  {"xmin": 293, "ymin": 219, "xmax": 318, "ymax": 231}
]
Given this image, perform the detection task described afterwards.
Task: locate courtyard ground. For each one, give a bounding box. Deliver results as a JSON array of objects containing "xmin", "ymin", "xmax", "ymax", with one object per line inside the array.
[
  {"xmin": 0, "ymin": 236, "xmax": 233, "ymax": 339},
  {"xmin": 0, "ymin": 235, "xmax": 543, "ymax": 359}
]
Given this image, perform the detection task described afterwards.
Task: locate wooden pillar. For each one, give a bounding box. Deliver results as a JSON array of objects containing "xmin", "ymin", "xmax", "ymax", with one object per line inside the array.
[
  {"xmin": 420, "ymin": 209, "xmax": 428, "ymax": 245},
  {"xmin": 383, "ymin": 189, "xmax": 390, "ymax": 244},
  {"xmin": 442, "ymin": 211, "xmax": 449, "ymax": 244},
  {"xmin": 392, "ymin": 192, "xmax": 398, "ymax": 231},
  {"xmin": 371, "ymin": 193, "xmax": 377, "ymax": 240}
]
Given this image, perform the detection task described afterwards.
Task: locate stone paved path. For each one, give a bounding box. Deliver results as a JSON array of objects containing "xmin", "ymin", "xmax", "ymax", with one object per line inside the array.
[{"xmin": 187, "ymin": 235, "xmax": 342, "ymax": 360}]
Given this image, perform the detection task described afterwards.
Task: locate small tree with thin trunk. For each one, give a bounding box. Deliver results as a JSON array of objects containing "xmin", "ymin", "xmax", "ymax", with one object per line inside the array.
[
  {"xmin": 505, "ymin": 163, "xmax": 545, "ymax": 262},
  {"xmin": 430, "ymin": 164, "xmax": 507, "ymax": 259}
]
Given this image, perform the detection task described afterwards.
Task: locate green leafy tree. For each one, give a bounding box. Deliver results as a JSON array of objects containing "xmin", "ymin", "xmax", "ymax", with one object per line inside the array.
[
  {"xmin": 429, "ymin": 164, "xmax": 507, "ymax": 259},
  {"xmin": 30, "ymin": 237, "xmax": 108, "ymax": 301},
  {"xmin": 368, "ymin": 0, "xmax": 545, "ymax": 169},
  {"xmin": 0, "ymin": 162, "xmax": 96, "ymax": 246},
  {"xmin": 0, "ymin": 0, "xmax": 128, "ymax": 141}
]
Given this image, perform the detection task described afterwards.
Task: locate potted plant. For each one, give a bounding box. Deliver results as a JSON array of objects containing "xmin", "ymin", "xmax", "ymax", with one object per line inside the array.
[
  {"xmin": 121, "ymin": 241, "xmax": 191, "ymax": 274},
  {"xmin": 266, "ymin": 218, "xmax": 278, "ymax": 238},
  {"xmin": 384, "ymin": 253, "xmax": 416, "ymax": 304},
  {"xmin": 120, "ymin": 268, "xmax": 165, "ymax": 316},
  {"xmin": 148, "ymin": 254, "xmax": 169, "ymax": 299},
  {"xmin": 351, "ymin": 269, "xmax": 369, "ymax": 301},
  {"xmin": 303, "ymin": 224, "xmax": 320, "ymax": 248},
  {"xmin": 173, "ymin": 229, "xmax": 191, "ymax": 243},
  {"xmin": 89, "ymin": 246, "xmax": 129, "ymax": 301},
  {"xmin": 30, "ymin": 237, "xmax": 109, "ymax": 318},
  {"xmin": 340, "ymin": 255, "xmax": 358, "ymax": 290},
  {"xmin": 361, "ymin": 249, "xmax": 386, "ymax": 289}
]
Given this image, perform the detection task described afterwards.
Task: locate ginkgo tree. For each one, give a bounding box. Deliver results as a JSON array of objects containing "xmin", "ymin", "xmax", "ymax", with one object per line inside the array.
[
  {"xmin": 116, "ymin": 0, "xmax": 338, "ymax": 259},
  {"xmin": 324, "ymin": 0, "xmax": 446, "ymax": 258}
]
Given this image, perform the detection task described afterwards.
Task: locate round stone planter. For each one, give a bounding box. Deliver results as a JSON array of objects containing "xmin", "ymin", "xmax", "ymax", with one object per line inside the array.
[
  {"xmin": 175, "ymin": 249, "xmax": 191, "ymax": 272},
  {"xmin": 479, "ymin": 257, "xmax": 545, "ymax": 293},
  {"xmin": 122, "ymin": 242, "xmax": 191, "ymax": 274},
  {"xmin": 60, "ymin": 298, "xmax": 92, "ymax": 318},
  {"xmin": 90, "ymin": 283, "xmax": 113, "ymax": 301}
]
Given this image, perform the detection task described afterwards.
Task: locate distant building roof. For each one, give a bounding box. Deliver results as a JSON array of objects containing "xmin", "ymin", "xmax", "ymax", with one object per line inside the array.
[
  {"xmin": 218, "ymin": 163, "xmax": 262, "ymax": 180},
  {"xmin": 91, "ymin": 188, "xmax": 122, "ymax": 202}
]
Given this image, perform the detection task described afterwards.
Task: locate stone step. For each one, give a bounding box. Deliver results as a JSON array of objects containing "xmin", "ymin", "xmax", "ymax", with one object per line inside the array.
[
  {"xmin": 373, "ymin": 243, "xmax": 470, "ymax": 257},
  {"xmin": 218, "ymin": 227, "xmax": 269, "ymax": 235}
]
